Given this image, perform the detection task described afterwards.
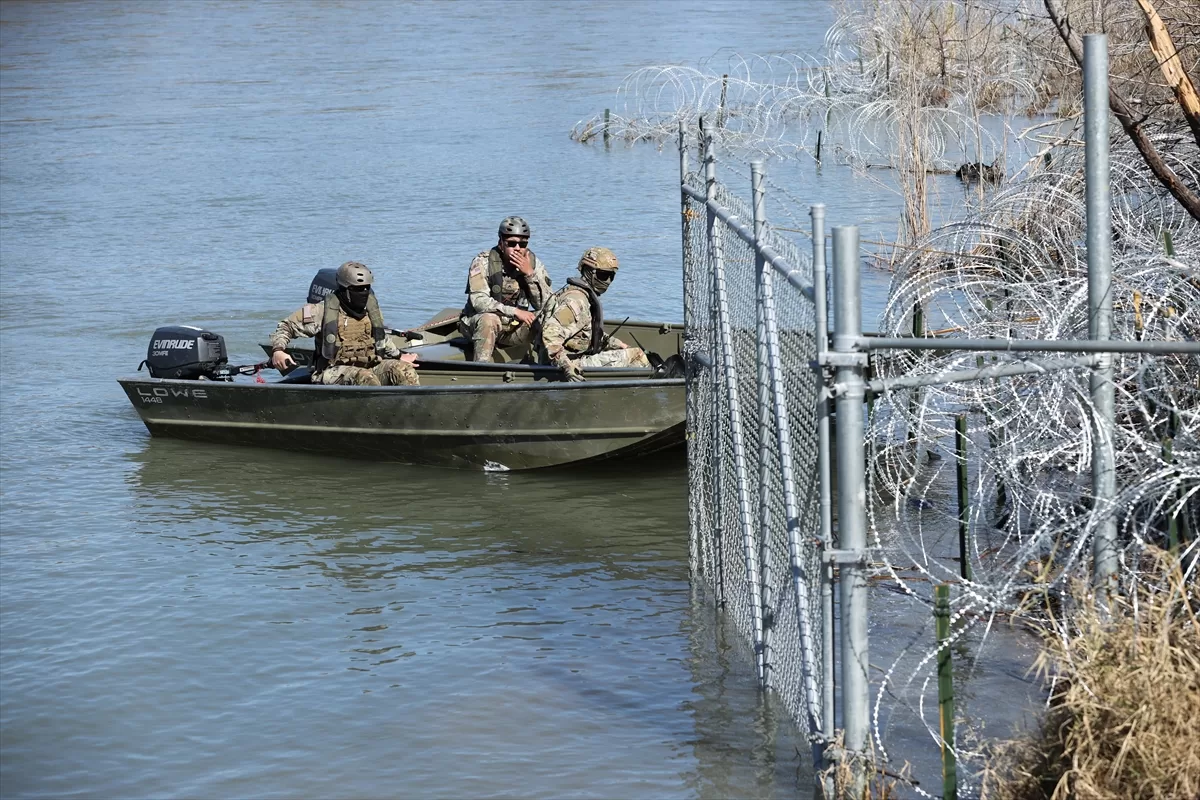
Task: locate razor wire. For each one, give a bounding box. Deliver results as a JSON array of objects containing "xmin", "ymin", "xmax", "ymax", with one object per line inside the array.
[
  {"xmin": 855, "ymin": 131, "xmax": 1199, "ymax": 794},
  {"xmin": 647, "ymin": 3, "xmax": 1200, "ymax": 792},
  {"xmin": 681, "ymin": 161, "xmax": 828, "ymax": 757}
]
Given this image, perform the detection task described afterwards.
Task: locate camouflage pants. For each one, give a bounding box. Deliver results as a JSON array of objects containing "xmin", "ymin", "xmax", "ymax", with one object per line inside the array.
[
  {"xmin": 573, "ymin": 346, "xmax": 651, "ymax": 369},
  {"xmin": 458, "ymin": 312, "xmax": 533, "ymax": 362},
  {"xmin": 315, "ymin": 359, "xmax": 419, "ymax": 386}
]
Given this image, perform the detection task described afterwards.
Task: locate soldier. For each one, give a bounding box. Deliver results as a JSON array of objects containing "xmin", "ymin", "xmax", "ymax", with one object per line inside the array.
[
  {"xmin": 536, "ymin": 247, "xmax": 651, "ymax": 382},
  {"xmin": 459, "ymin": 216, "xmax": 553, "ymax": 362},
  {"xmin": 269, "ymin": 261, "xmax": 419, "ymax": 386}
]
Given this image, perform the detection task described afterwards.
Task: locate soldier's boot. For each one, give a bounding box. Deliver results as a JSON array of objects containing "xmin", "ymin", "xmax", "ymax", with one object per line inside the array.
[
  {"xmin": 374, "ymin": 359, "xmax": 419, "ymax": 386},
  {"xmin": 575, "ymin": 347, "xmax": 652, "ymax": 369},
  {"xmin": 469, "ymin": 312, "xmax": 503, "ymax": 362},
  {"xmin": 624, "ymin": 348, "xmax": 652, "ymax": 369}
]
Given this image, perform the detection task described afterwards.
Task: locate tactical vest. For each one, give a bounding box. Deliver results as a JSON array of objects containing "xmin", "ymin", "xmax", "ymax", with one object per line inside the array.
[
  {"xmin": 315, "ymin": 291, "xmax": 387, "ymax": 371},
  {"xmin": 462, "ymin": 248, "xmax": 541, "ymax": 310},
  {"xmin": 563, "ymin": 278, "xmax": 606, "ymax": 356}
]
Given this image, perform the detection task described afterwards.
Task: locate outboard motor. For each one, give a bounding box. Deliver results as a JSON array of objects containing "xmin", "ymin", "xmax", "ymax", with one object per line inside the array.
[
  {"xmin": 143, "ymin": 325, "xmax": 228, "ymax": 379},
  {"xmin": 307, "ymin": 268, "xmax": 338, "ymax": 304}
]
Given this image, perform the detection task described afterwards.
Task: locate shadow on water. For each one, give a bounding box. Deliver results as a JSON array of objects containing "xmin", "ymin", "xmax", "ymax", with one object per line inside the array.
[
  {"xmin": 118, "ymin": 437, "xmax": 812, "ymax": 799},
  {"xmin": 125, "ymin": 437, "xmax": 690, "ymax": 580}
]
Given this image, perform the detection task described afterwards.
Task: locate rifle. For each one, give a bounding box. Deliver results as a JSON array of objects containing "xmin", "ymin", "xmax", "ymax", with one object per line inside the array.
[{"xmin": 602, "ymin": 316, "xmax": 631, "ymax": 349}]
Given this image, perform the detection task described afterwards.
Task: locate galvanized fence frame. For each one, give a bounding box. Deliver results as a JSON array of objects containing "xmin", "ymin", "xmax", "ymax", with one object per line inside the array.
[
  {"xmin": 680, "ymin": 118, "xmax": 828, "ymax": 770},
  {"xmin": 680, "ymin": 34, "xmax": 1200, "ymax": 796}
]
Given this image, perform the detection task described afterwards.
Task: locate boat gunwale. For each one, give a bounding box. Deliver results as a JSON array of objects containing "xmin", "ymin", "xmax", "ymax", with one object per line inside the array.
[{"xmin": 117, "ymin": 374, "xmax": 685, "ymax": 395}]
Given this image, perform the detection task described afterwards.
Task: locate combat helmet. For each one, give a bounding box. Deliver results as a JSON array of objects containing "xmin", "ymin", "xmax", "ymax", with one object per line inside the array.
[
  {"xmin": 335, "ymin": 261, "xmax": 374, "ymax": 287},
  {"xmin": 498, "ymin": 216, "xmax": 531, "ymax": 239},
  {"xmin": 578, "ymin": 247, "xmax": 619, "ymax": 294}
]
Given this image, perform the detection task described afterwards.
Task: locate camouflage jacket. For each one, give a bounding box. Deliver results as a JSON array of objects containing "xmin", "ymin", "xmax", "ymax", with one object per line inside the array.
[
  {"xmin": 462, "ymin": 250, "xmax": 552, "ymax": 319},
  {"xmin": 537, "ymin": 285, "xmax": 626, "ymax": 369},
  {"xmin": 268, "ymin": 301, "xmax": 401, "ymax": 359}
]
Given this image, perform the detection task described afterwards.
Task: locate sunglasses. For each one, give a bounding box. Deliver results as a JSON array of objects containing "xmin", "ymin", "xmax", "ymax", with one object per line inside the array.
[
  {"xmin": 593, "ymin": 269, "xmax": 615, "ymax": 282},
  {"xmin": 503, "ymin": 238, "xmax": 529, "ymax": 249}
]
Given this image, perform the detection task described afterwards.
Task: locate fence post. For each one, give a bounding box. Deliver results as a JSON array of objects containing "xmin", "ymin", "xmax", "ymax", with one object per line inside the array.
[
  {"xmin": 680, "ymin": 121, "xmax": 701, "ymax": 580},
  {"xmin": 812, "ymin": 203, "xmax": 836, "ymax": 742},
  {"xmin": 832, "ymin": 225, "xmax": 870, "ymax": 793},
  {"xmin": 955, "ymin": 415, "xmax": 972, "ymax": 582},
  {"xmin": 934, "ymin": 584, "xmax": 957, "ymax": 799},
  {"xmin": 703, "ymin": 117, "xmax": 765, "ymax": 680},
  {"xmin": 752, "ymin": 160, "xmax": 774, "ymax": 689},
  {"xmin": 1084, "ymin": 34, "xmax": 1117, "ymax": 594}
]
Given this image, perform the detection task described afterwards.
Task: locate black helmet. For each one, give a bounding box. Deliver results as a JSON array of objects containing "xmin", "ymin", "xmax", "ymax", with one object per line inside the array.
[
  {"xmin": 498, "ymin": 216, "xmax": 531, "ymax": 238},
  {"xmin": 335, "ymin": 261, "xmax": 374, "ymax": 288}
]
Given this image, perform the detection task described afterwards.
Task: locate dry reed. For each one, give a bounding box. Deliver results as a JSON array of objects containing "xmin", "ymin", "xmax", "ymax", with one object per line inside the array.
[{"xmin": 982, "ymin": 547, "xmax": 1200, "ymax": 800}]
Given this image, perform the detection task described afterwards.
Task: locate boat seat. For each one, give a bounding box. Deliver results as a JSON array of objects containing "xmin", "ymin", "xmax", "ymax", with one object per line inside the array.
[{"xmin": 279, "ymin": 367, "xmax": 313, "ymax": 384}]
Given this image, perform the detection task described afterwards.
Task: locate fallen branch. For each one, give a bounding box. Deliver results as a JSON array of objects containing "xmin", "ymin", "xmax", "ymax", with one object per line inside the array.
[{"xmin": 1135, "ymin": 0, "xmax": 1200, "ymax": 149}]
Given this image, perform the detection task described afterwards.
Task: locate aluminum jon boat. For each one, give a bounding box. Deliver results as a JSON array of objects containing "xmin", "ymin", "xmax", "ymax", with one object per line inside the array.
[{"xmin": 118, "ymin": 312, "xmax": 685, "ymax": 470}]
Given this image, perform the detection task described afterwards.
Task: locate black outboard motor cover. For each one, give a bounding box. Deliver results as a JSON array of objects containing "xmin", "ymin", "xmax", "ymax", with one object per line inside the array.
[
  {"xmin": 307, "ymin": 268, "xmax": 338, "ymax": 304},
  {"xmin": 145, "ymin": 326, "xmax": 228, "ymax": 379}
]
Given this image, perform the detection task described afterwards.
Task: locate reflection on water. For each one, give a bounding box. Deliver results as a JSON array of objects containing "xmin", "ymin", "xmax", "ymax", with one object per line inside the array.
[{"xmin": 2, "ymin": 0, "xmax": 921, "ymax": 795}]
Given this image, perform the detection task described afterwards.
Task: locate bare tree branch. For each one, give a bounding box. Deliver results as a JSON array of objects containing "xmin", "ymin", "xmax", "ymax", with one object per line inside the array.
[{"xmin": 1043, "ymin": 0, "xmax": 1200, "ymax": 221}]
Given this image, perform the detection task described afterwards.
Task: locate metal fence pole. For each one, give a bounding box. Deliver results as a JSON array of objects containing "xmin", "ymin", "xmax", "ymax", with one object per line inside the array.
[
  {"xmin": 832, "ymin": 225, "xmax": 870, "ymax": 790},
  {"xmin": 752, "ymin": 160, "xmax": 775, "ymax": 689},
  {"xmin": 758, "ymin": 170, "xmax": 825, "ymax": 771},
  {"xmin": 1084, "ymin": 34, "xmax": 1118, "ymax": 592},
  {"xmin": 703, "ymin": 117, "xmax": 765, "ymax": 680},
  {"xmin": 812, "ymin": 203, "xmax": 835, "ymax": 740},
  {"xmin": 680, "ymin": 120, "xmax": 700, "ymax": 581}
]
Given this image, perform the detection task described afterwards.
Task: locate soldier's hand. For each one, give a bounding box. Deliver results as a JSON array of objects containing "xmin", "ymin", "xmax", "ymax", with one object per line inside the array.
[
  {"xmin": 400, "ymin": 352, "xmax": 418, "ymax": 364},
  {"xmin": 513, "ymin": 308, "xmax": 536, "ymax": 326},
  {"xmin": 270, "ymin": 350, "xmax": 296, "ymax": 371},
  {"xmin": 508, "ymin": 247, "xmax": 533, "ymax": 275},
  {"xmin": 563, "ymin": 362, "xmax": 586, "ymax": 382}
]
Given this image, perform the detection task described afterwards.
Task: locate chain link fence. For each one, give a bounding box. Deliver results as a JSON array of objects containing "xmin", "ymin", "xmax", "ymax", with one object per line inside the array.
[{"xmin": 681, "ymin": 127, "xmax": 827, "ymax": 767}]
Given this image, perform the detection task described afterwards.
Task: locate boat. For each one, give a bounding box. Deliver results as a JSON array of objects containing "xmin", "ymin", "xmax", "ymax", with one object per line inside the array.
[{"xmin": 118, "ymin": 311, "xmax": 686, "ymax": 470}]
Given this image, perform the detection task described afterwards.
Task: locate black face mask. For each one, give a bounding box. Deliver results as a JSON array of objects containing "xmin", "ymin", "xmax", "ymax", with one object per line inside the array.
[
  {"xmin": 585, "ymin": 268, "xmax": 614, "ymax": 296},
  {"xmin": 339, "ymin": 285, "xmax": 371, "ymax": 315}
]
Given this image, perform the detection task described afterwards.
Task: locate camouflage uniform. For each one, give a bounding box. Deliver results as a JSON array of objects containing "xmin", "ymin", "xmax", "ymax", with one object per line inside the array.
[
  {"xmin": 459, "ymin": 249, "xmax": 552, "ymax": 361},
  {"xmin": 537, "ymin": 285, "xmax": 651, "ymax": 372},
  {"xmin": 269, "ymin": 301, "xmax": 419, "ymax": 386}
]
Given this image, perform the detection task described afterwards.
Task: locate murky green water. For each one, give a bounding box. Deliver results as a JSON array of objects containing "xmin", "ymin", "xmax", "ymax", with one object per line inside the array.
[{"xmin": 0, "ymin": 2, "xmax": 1034, "ymax": 797}]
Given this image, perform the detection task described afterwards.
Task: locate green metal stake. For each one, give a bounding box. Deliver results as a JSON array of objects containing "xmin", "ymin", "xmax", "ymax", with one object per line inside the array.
[
  {"xmin": 935, "ymin": 584, "xmax": 957, "ymax": 799},
  {"xmin": 955, "ymin": 415, "xmax": 971, "ymax": 581},
  {"xmin": 717, "ymin": 74, "xmax": 728, "ymax": 129},
  {"xmin": 1163, "ymin": 430, "xmax": 1179, "ymax": 553},
  {"xmin": 603, "ymin": 108, "xmax": 611, "ymax": 146},
  {"xmin": 815, "ymin": 130, "xmax": 823, "ymax": 164},
  {"xmin": 1164, "ymin": 229, "xmax": 1175, "ymax": 257},
  {"xmin": 908, "ymin": 303, "xmax": 924, "ymax": 447}
]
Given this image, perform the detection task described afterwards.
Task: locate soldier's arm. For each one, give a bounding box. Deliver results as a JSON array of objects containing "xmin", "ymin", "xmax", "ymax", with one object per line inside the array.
[
  {"xmin": 540, "ymin": 298, "xmax": 587, "ymax": 370},
  {"xmin": 376, "ymin": 334, "xmax": 402, "ymax": 359},
  {"xmin": 465, "ymin": 253, "xmax": 519, "ymax": 319},
  {"xmin": 607, "ymin": 335, "xmax": 630, "ymax": 350},
  {"xmin": 268, "ymin": 305, "xmax": 320, "ymax": 352}
]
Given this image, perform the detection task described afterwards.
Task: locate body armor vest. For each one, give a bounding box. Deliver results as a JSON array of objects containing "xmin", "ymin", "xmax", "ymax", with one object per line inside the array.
[
  {"xmin": 315, "ymin": 291, "xmax": 387, "ymax": 371},
  {"xmin": 564, "ymin": 278, "xmax": 605, "ymax": 356},
  {"xmin": 477, "ymin": 248, "xmax": 540, "ymax": 307}
]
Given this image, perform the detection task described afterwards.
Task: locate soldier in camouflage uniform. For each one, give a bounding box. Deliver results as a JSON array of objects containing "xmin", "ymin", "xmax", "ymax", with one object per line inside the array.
[
  {"xmin": 269, "ymin": 261, "xmax": 419, "ymax": 386},
  {"xmin": 459, "ymin": 216, "xmax": 553, "ymax": 362},
  {"xmin": 536, "ymin": 247, "xmax": 651, "ymax": 381}
]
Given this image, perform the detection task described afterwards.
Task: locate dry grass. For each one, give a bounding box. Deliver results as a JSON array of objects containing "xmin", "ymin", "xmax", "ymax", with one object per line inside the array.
[
  {"xmin": 982, "ymin": 548, "xmax": 1200, "ymax": 800},
  {"xmin": 818, "ymin": 732, "xmax": 917, "ymax": 799}
]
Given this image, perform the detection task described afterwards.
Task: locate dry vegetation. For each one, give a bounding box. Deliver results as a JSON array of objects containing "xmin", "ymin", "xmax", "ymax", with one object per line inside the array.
[{"xmin": 982, "ymin": 548, "xmax": 1200, "ymax": 800}]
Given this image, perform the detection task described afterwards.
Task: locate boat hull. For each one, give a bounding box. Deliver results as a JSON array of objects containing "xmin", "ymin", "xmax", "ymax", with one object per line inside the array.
[{"xmin": 118, "ymin": 375, "xmax": 685, "ymax": 470}]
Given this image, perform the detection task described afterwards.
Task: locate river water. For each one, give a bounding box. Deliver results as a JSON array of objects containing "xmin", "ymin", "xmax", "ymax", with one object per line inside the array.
[{"xmin": 1, "ymin": 2, "xmax": 1035, "ymax": 797}]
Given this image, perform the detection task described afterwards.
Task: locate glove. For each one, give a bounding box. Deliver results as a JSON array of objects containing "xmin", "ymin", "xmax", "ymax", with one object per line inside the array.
[{"xmin": 563, "ymin": 361, "xmax": 586, "ymax": 382}]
